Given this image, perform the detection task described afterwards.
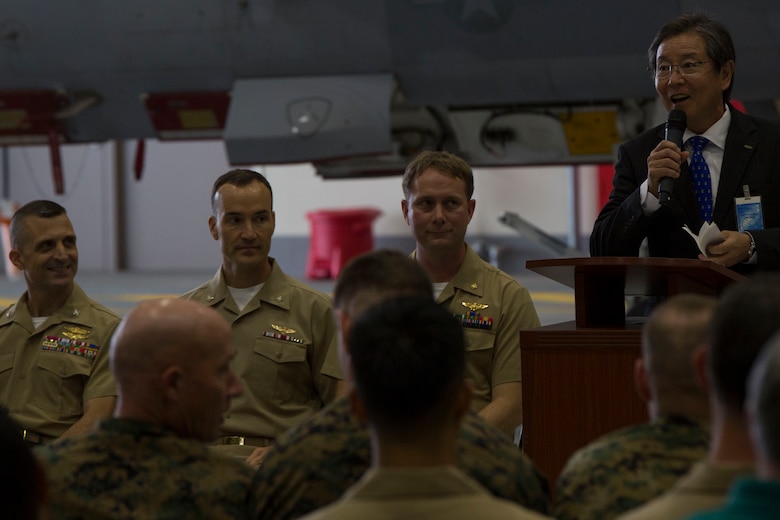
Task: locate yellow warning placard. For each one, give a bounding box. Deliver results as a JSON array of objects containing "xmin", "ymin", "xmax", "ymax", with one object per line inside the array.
[
  {"xmin": 177, "ymin": 109, "xmax": 219, "ymax": 129},
  {"xmin": 560, "ymin": 111, "xmax": 620, "ymax": 155}
]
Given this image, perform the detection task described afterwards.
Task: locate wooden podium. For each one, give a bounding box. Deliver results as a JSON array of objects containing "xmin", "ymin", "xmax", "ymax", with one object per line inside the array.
[{"xmin": 519, "ymin": 257, "xmax": 745, "ymax": 486}]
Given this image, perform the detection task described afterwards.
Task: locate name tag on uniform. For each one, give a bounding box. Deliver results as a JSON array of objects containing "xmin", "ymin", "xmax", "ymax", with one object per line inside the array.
[{"xmin": 735, "ymin": 185, "xmax": 764, "ymax": 232}]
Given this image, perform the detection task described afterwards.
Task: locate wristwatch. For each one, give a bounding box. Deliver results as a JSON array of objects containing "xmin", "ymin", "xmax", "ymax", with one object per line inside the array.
[{"xmin": 745, "ymin": 231, "xmax": 756, "ymax": 260}]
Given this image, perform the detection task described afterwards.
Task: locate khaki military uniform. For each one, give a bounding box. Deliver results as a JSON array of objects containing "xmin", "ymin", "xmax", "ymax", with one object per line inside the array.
[
  {"xmin": 299, "ymin": 466, "xmax": 552, "ymax": 520},
  {"xmin": 554, "ymin": 415, "xmax": 710, "ymax": 520},
  {"xmin": 419, "ymin": 244, "xmax": 540, "ymax": 411},
  {"xmin": 36, "ymin": 418, "xmax": 256, "ymax": 519},
  {"xmin": 253, "ymin": 397, "xmax": 550, "ymax": 520},
  {"xmin": 616, "ymin": 461, "xmax": 755, "ymax": 520},
  {"xmin": 182, "ymin": 259, "xmax": 342, "ymax": 457},
  {"xmin": 0, "ymin": 284, "xmax": 118, "ymax": 440}
]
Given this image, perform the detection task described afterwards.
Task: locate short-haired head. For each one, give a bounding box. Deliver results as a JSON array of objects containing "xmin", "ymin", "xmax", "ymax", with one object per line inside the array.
[
  {"xmin": 211, "ymin": 169, "xmax": 273, "ymax": 213},
  {"xmin": 348, "ymin": 296, "xmax": 465, "ymax": 435},
  {"xmin": 401, "ymin": 150, "xmax": 474, "ymax": 201},
  {"xmin": 641, "ymin": 293, "xmax": 715, "ymax": 413},
  {"xmin": 332, "ymin": 249, "xmax": 433, "ymax": 319},
  {"xmin": 708, "ymin": 273, "xmax": 780, "ymax": 412},
  {"xmin": 10, "ymin": 200, "xmax": 67, "ymax": 250},
  {"xmin": 747, "ymin": 331, "xmax": 780, "ymax": 470},
  {"xmin": 648, "ymin": 11, "xmax": 736, "ymax": 102}
]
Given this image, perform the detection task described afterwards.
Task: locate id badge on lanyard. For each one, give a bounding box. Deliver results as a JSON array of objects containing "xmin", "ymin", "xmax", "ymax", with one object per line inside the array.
[{"xmin": 735, "ymin": 185, "xmax": 764, "ymax": 232}]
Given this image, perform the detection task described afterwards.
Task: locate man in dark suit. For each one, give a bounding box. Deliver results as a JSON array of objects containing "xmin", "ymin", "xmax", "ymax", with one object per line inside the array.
[{"xmin": 591, "ymin": 12, "xmax": 780, "ymax": 273}]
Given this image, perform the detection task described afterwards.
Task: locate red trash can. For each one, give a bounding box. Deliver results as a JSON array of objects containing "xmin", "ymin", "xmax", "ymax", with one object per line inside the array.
[{"xmin": 306, "ymin": 207, "xmax": 382, "ymax": 279}]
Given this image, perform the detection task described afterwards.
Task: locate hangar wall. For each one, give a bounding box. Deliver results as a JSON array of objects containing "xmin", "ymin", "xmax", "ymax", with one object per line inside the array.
[{"xmin": 3, "ymin": 140, "xmax": 601, "ymax": 274}]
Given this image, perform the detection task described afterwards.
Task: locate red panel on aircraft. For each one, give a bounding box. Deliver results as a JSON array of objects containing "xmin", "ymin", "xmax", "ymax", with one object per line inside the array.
[
  {"xmin": 0, "ymin": 90, "xmax": 66, "ymax": 144},
  {"xmin": 141, "ymin": 91, "xmax": 231, "ymax": 140}
]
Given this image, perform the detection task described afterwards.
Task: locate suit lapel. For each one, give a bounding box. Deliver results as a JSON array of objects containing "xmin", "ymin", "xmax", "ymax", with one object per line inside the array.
[{"xmin": 713, "ymin": 110, "xmax": 757, "ymax": 223}]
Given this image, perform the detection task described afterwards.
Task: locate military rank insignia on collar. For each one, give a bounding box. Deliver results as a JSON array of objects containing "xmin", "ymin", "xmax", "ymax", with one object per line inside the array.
[
  {"xmin": 264, "ymin": 324, "xmax": 304, "ymax": 344},
  {"xmin": 454, "ymin": 302, "xmax": 493, "ymax": 330},
  {"xmin": 42, "ymin": 336, "xmax": 100, "ymax": 360}
]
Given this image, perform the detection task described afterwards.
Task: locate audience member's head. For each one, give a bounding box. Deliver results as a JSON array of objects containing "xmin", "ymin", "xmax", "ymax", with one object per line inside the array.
[
  {"xmin": 332, "ymin": 249, "xmax": 432, "ymax": 375},
  {"xmin": 747, "ymin": 331, "xmax": 780, "ymax": 479},
  {"xmin": 707, "ymin": 273, "xmax": 780, "ymax": 415},
  {"xmin": 109, "ymin": 298, "xmax": 242, "ymax": 442},
  {"xmin": 638, "ymin": 293, "xmax": 715, "ymax": 419},
  {"xmin": 0, "ymin": 408, "xmax": 47, "ymax": 519},
  {"xmin": 332, "ymin": 249, "xmax": 433, "ymax": 318},
  {"xmin": 348, "ymin": 296, "xmax": 469, "ymax": 442}
]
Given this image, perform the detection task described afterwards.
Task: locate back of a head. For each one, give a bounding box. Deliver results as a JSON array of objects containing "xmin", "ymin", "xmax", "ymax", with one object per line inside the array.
[
  {"xmin": 709, "ymin": 273, "xmax": 780, "ymax": 412},
  {"xmin": 332, "ymin": 249, "xmax": 433, "ymax": 318},
  {"xmin": 642, "ymin": 293, "xmax": 715, "ymax": 408},
  {"xmin": 747, "ymin": 332, "xmax": 780, "ymax": 471},
  {"xmin": 10, "ymin": 199, "xmax": 67, "ymax": 250},
  {"xmin": 0, "ymin": 408, "xmax": 46, "ymax": 519},
  {"xmin": 110, "ymin": 298, "xmax": 229, "ymax": 395},
  {"xmin": 401, "ymin": 150, "xmax": 474, "ymax": 200},
  {"xmin": 348, "ymin": 296, "xmax": 465, "ymax": 433}
]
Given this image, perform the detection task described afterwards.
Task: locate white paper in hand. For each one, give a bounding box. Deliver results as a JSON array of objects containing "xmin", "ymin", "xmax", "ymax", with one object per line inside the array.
[{"xmin": 682, "ymin": 222, "xmax": 725, "ymax": 256}]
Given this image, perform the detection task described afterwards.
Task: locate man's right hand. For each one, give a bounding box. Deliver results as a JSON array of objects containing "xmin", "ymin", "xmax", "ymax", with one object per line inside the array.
[
  {"xmin": 245, "ymin": 446, "xmax": 270, "ymax": 467},
  {"xmin": 646, "ymin": 140, "xmax": 690, "ymax": 198}
]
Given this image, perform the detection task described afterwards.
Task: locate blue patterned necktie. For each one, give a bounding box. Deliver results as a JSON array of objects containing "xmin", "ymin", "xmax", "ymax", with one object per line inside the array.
[{"xmin": 688, "ymin": 135, "xmax": 713, "ymax": 222}]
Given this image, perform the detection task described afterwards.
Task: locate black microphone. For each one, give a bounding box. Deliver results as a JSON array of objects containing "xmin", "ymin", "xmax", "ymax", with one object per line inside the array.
[{"xmin": 658, "ymin": 109, "xmax": 687, "ymax": 205}]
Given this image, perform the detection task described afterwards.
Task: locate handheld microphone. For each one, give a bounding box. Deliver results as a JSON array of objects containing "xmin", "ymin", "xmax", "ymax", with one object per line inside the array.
[{"xmin": 658, "ymin": 109, "xmax": 687, "ymax": 205}]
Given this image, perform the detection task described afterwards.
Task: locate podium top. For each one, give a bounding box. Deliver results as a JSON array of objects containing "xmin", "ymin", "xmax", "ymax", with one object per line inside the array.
[
  {"xmin": 527, "ymin": 257, "xmax": 746, "ymax": 327},
  {"xmin": 527, "ymin": 257, "xmax": 745, "ymax": 296}
]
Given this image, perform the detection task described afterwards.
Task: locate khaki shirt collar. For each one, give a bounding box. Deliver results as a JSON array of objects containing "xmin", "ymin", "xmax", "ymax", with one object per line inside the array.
[
  {"xmin": 203, "ymin": 258, "xmax": 292, "ymax": 312},
  {"xmin": 423, "ymin": 243, "xmax": 484, "ymax": 302},
  {"xmin": 0, "ymin": 283, "xmax": 94, "ymax": 332}
]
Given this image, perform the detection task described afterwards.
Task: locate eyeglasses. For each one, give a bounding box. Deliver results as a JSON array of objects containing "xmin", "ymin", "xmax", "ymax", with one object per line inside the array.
[{"xmin": 651, "ymin": 61, "xmax": 711, "ymax": 80}]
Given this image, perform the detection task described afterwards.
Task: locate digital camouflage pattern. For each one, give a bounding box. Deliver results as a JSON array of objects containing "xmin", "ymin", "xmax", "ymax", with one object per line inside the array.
[
  {"xmin": 36, "ymin": 418, "xmax": 256, "ymax": 520},
  {"xmin": 554, "ymin": 415, "xmax": 710, "ymax": 520},
  {"xmin": 252, "ymin": 396, "xmax": 550, "ymax": 520}
]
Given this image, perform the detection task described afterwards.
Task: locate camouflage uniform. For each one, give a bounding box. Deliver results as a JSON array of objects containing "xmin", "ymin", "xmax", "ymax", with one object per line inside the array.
[
  {"xmin": 0, "ymin": 283, "xmax": 119, "ymax": 440},
  {"xmin": 181, "ymin": 259, "xmax": 342, "ymax": 458},
  {"xmin": 417, "ymin": 245, "xmax": 540, "ymax": 412},
  {"xmin": 253, "ymin": 396, "xmax": 550, "ymax": 520},
  {"xmin": 553, "ymin": 415, "xmax": 710, "ymax": 520},
  {"xmin": 616, "ymin": 461, "xmax": 755, "ymax": 520},
  {"xmin": 36, "ymin": 418, "xmax": 256, "ymax": 519}
]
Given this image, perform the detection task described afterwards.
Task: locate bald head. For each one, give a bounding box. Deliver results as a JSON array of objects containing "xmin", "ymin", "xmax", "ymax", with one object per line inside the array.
[{"xmin": 110, "ymin": 299, "xmax": 241, "ymax": 441}]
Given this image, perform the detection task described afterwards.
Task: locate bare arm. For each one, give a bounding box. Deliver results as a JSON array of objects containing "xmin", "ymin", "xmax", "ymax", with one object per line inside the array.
[
  {"xmin": 333, "ymin": 380, "xmax": 348, "ymax": 399},
  {"xmin": 58, "ymin": 395, "xmax": 116, "ymax": 439},
  {"xmin": 477, "ymin": 381, "xmax": 522, "ymax": 439}
]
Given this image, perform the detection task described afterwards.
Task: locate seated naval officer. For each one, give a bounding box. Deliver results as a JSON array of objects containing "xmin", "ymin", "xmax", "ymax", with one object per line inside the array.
[
  {"xmin": 0, "ymin": 200, "xmax": 119, "ymax": 445},
  {"xmin": 182, "ymin": 168, "xmax": 344, "ymax": 466},
  {"xmin": 401, "ymin": 150, "xmax": 541, "ymax": 438}
]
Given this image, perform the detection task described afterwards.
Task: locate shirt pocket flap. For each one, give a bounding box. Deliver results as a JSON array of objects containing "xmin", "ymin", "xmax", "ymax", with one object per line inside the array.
[{"xmin": 254, "ymin": 338, "xmax": 307, "ymax": 363}]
